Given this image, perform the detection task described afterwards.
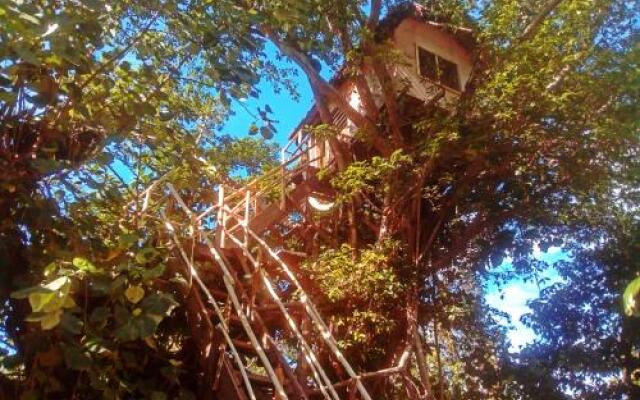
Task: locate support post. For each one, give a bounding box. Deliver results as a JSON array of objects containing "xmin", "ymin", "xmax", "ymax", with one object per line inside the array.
[
  {"xmin": 281, "ymin": 146, "xmax": 288, "ymax": 211},
  {"xmin": 244, "ymin": 190, "xmax": 251, "ymax": 248},
  {"xmin": 217, "ymin": 184, "xmax": 226, "ymax": 248}
]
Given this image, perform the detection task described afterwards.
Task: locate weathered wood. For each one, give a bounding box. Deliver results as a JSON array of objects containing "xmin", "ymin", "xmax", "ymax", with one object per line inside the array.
[
  {"xmin": 217, "ymin": 357, "xmax": 250, "ymax": 400},
  {"xmin": 248, "ymin": 182, "xmax": 313, "ymax": 234}
]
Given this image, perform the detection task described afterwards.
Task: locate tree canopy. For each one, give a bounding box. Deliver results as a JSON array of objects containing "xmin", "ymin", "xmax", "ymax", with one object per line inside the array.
[{"xmin": 0, "ymin": 0, "xmax": 638, "ymax": 399}]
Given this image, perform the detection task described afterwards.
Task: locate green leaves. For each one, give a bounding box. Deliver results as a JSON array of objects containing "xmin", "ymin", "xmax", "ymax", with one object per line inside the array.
[
  {"xmin": 10, "ymin": 285, "xmax": 53, "ymax": 300},
  {"xmin": 116, "ymin": 293, "xmax": 178, "ymax": 342},
  {"xmin": 63, "ymin": 346, "xmax": 92, "ymax": 371},
  {"xmin": 302, "ymin": 240, "xmax": 408, "ymax": 354},
  {"xmin": 118, "ymin": 232, "xmax": 139, "ymax": 249},
  {"xmin": 259, "ymin": 125, "xmax": 274, "ymax": 140},
  {"xmin": 1, "ymin": 0, "xmax": 636, "ymax": 398},
  {"xmin": 115, "ymin": 314, "xmax": 158, "ymax": 342},
  {"xmin": 331, "ymin": 149, "xmax": 413, "ymax": 202},
  {"xmin": 26, "ymin": 310, "xmax": 62, "ymax": 330},
  {"xmin": 12, "ymin": 276, "xmax": 76, "ymax": 330},
  {"xmin": 89, "ymin": 307, "xmax": 110, "ymax": 326},
  {"xmin": 72, "ymin": 257, "xmax": 98, "ymax": 273},
  {"xmin": 308, "ymin": 240, "xmax": 407, "ymax": 303},
  {"xmin": 135, "ymin": 247, "xmax": 159, "ymax": 264},
  {"xmin": 623, "ymin": 277, "xmax": 640, "ymax": 317},
  {"xmin": 141, "ymin": 264, "xmax": 166, "ymax": 281},
  {"xmin": 140, "ymin": 293, "xmax": 179, "ymax": 316},
  {"xmin": 124, "ymin": 285, "xmax": 145, "ymax": 304}
]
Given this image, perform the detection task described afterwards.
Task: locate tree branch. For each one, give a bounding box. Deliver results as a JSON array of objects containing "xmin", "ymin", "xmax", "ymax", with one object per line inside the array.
[
  {"xmin": 260, "ymin": 27, "xmax": 376, "ymax": 134},
  {"xmin": 370, "ymin": 59, "xmax": 404, "ymax": 147},
  {"xmin": 367, "ymin": 0, "xmax": 382, "ymax": 29},
  {"xmin": 520, "ymin": 0, "xmax": 564, "ymax": 41}
]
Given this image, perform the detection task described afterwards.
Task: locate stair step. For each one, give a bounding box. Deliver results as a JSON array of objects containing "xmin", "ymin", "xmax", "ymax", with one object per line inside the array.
[
  {"xmin": 210, "ymin": 288, "xmax": 228, "ymax": 301},
  {"xmin": 255, "ymin": 302, "xmax": 304, "ymax": 313},
  {"xmin": 232, "ymin": 339, "xmax": 257, "ymax": 354},
  {"xmin": 245, "ymin": 371, "xmax": 273, "ymax": 387}
]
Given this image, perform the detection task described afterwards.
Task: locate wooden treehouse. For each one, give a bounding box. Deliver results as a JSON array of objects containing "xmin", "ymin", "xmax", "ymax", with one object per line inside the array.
[{"xmin": 154, "ymin": 4, "xmax": 473, "ymax": 400}]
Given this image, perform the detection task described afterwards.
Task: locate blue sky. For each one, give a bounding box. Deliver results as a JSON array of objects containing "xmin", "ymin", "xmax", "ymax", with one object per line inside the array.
[
  {"xmin": 485, "ymin": 247, "xmax": 566, "ymax": 351},
  {"xmin": 219, "ymin": 44, "xmax": 317, "ymax": 143}
]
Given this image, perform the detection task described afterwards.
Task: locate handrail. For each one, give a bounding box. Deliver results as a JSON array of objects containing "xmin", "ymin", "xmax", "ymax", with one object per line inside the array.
[
  {"xmin": 195, "ymin": 153, "xmax": 325, "ymax": 223},
  {"xmin": 166, "ymin": 184, "xmax": 289, "ymax": 400},
  {"xmin": 310, "ymin": 346, "xmax": 412, "ymax": 394},
  {"xmin": 135, "ymin": 129, "xmax": 314, "ymax": 221},
  {"xmin": 222, "ymin": 229, "xmax": 339, "ymax": 400},
  {"xmin": 226, "ymin": 129, "xmax": 315, "ymax": 197},
  {"xmin": 222, "ymin": 146, "xmax": 312, "ymax": 203},
  {"xmin": 282, "ymin": 130, "xmax": 311, "ymax": 157},
  {"xmin": 282, "ymin": 132, "xmax": 311, "ymax": 160},
  {"xmin": 161, "ymin": 211, "xmax": 258, "ymax": 400},
  {"xmin": 219, "ymin": 203, "xmax": 373, "ymax": 400}
]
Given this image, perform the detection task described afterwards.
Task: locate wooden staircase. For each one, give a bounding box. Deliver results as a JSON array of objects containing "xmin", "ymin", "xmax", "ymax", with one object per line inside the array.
[
  {"xmin": 157, "ymin": 133, "xmax": 376, "ymax": 400},
  {"xmin": 198, "ymin": 246, "xmax": 308, "ymax": 400}
]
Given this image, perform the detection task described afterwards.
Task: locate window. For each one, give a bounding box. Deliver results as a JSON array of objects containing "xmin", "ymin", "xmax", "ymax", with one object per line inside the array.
[
  {"xmin": 418, "ymin": 48, "xmax": 438, "ymax": 82},
  {"xmin": 416, "ymin": 46, "xmax": 461, "ymax": 91}
]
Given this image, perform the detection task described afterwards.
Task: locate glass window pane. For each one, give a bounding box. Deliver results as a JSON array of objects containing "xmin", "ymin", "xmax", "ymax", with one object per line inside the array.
[
  {"xmin": 438, "ymin": 57, "xmax": 460, "ymax": 91},
  {"xmin": 418, "ymin": 47, "xmax": 437, "ymax": 81}
]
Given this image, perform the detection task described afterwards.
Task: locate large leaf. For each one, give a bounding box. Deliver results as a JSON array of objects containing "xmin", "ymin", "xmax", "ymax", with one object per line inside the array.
[
  {"xmin": 623, "ymin": 277, "xmax": 640, "ymax": 317},
  {"xmin": 115, "ymin": 315, "xmax": 162, "ymax": 342},
  {"xmin": 72, "ymin": 257, "xmax": 98, "ymax": 273},
  {"xmin": 140, "ymin": 293, "xmax": 178, "ymax": 315},
  {"xmin": 124, "ymin": 285, "xmax": 145, "ymax": 304},
  {"xmin": 10, "ymin": 285, "xmax": 52, "ymax": 299},
  {"xmin": 40, "ymin": 310, "xmax": 62, "ymax": 330}
]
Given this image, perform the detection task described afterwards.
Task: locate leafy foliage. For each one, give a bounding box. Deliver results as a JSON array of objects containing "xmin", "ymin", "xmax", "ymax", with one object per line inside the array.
[
  {"xmin": 331, "ymin": 149, "xmax": 413, "ymax": 203},
  {"xmin": 0, "ymin": 0, "xmax": 638, "ymax": 399},
  {"xmin": 303, "ymin": 240, "xmax": 410, "ymax": 363},
  {"xmin": 513, "ymin": 217, "xmax": 640, "ymax": 399},
  {"xmin": 624, "ymin": 277, "xmax": 640, "ymax": 318}
]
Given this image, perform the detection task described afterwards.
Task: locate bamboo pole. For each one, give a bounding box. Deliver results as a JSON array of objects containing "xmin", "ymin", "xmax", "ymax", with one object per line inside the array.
[
  {"xmin": 229, "ymin": 216, "xmax": 373, "ymax": 400},
  {"xmin": 161, "ymin": 211, "xmax": 257, "ymax": 400},
  {"xmin": 244, "ymin": 190, "xmax": 251, "ymax": 248},
  {"xmin": 166, "ymin": 185, "xmax": 288, "ymax": 400},
  {"xmin": 223, "ymin": 231, "xmax": 340, "ymax": 400},
  {"xmin": 310, "ymin": 346, "xmax": 412, "ymax": 394},
  {"xmin": 219, "ymin": 185, "xmax": 226, "ymax": 248}
]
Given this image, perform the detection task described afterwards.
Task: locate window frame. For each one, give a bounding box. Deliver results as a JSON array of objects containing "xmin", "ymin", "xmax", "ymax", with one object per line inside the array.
[{"xmin": 415, "ymin": 45, "xmax": 462, "ymax": 93}]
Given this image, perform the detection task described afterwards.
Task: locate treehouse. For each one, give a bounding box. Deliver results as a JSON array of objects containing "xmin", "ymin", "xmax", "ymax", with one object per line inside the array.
[
  {"xmin": 213, "ymin": 4, "xmax": 475, "ymax": 255},
  {"xmin": 283, "ymin": 4, "xmax": 474, "ymax": 172}
]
